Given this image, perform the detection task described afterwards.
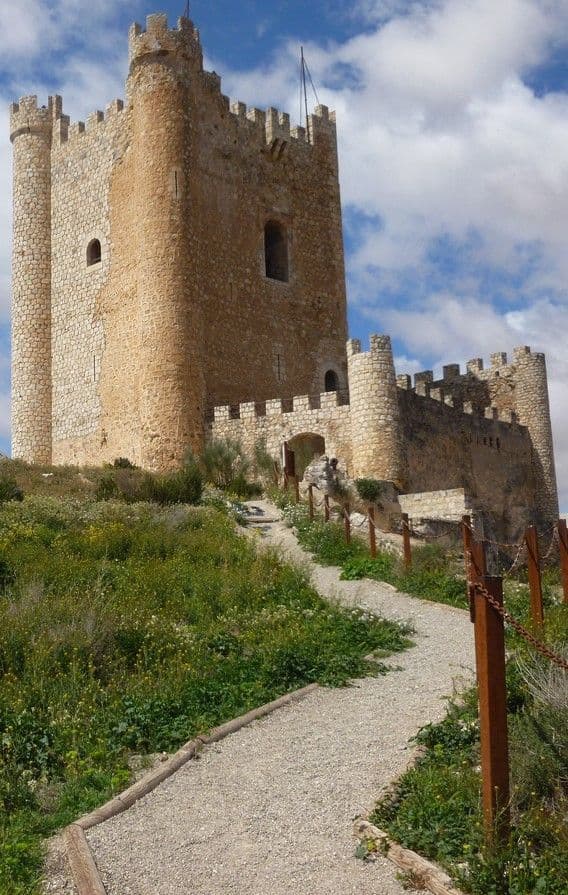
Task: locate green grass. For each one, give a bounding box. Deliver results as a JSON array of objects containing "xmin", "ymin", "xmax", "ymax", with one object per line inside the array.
[
  {"xmin": 371, "ymin": 638, "xmax": 568, "ymax": 895},
  {"xmin": 0, "ymin": 493, "xmax": 412, "ymax": 893},
  {"xmin": 276, "ymin": 490, "xmax": 568, "ymax": 893},
  {"xmin": 278, "ymin": 498, "xmax": 468, "ymax": 608}
]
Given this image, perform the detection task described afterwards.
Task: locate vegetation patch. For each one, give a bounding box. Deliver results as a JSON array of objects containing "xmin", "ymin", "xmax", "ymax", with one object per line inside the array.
[
  {"xmin": 275, "ymin": 495, "xmax": 468, "ymax": 608},
  {"xmin": 372, "ymin": 619, "xmax": 568, "ymax": 894},
  {"xmin": 0, "ymin": 486, "xmax": 411, "ymax": 894}
]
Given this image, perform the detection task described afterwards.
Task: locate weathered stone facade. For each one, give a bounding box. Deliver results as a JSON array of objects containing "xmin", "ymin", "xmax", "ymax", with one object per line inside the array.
[
  {"xmin": 212, "ymin": 335, "xmax": 559, "ymax": 540},
  {"xmin": 10, "ymin": 12, "xmax": 559, "ymax": 539},
  {"xmin": 11, "ymin": 13, "xmax": 348, "ymax": 470}
]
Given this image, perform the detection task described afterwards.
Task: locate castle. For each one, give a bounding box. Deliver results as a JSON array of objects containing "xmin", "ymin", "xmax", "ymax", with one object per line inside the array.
[{"xmin": 10, "ymin": 13, "xmax": 559, "ymax": 538}]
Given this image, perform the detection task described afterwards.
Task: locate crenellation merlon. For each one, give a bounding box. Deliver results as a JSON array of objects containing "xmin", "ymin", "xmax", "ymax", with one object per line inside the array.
[
  {"xmin": 414, "ymin": 370, "xmax": 434, "ymax": 386},
  {"xmin": 467, "ymin": 358, "xmax": 484, "ymax": 374},
  {"xmin": 266, "ymin": 107, "xmax": 291, "ymax": 142},
  {"xmin": 86, "ymin": 110, "xmax": 104, "ymax": 130},
  {"xmin": 106, "ymin": 99, "xmax": 124, "ymax": 117},
  {"xmin": 68, "ymin": 121, "xmax": 86, "ymax": 140}
]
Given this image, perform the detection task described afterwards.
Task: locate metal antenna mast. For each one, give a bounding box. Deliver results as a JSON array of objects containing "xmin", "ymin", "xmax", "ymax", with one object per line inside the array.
[
  {"xmin": 300, "ymin": 47, "xmax": 310, "ymax": 143},
  {"xmin": 300, "ymin": 47, "xmax": 320, "ymax": 145},
  {"xmin": 183, "ymin": 2, "xmax": 190, "ymax": 18}
]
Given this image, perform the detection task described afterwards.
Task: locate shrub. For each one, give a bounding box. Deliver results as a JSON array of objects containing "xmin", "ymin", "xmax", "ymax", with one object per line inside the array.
[
  {"xmin": 0, "ymin": 476, "xmax": 24, "ymax": 504},
  {"xmin": 111, "ymin": 457, "xmax": 137, "ymax": 469},
  {"xmin": 355, "ymin": 478, "xmax": 384, "ymax": 505},
  {"xmin": 253, "ymin": 439, "xmax": 280, "ymax": 484},
  {"xmin": 141, "ymin": 462, "xmax": 203, "ymax": 506},
  {"xmin": 200, "ymin": 438, "xmax": 251, "ymax": 491}
]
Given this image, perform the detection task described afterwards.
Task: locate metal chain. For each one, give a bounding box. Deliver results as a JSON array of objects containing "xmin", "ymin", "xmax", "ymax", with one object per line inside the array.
[
  {"xmin": 502, "ymin": 542, "xmax": 527, "ymax": 579},
  {"xmin": 462, "ymin": 520, "xmax": 556, "ymax": 553},
  {"xmin": 473, "ymin": 582, "xmax": 568, "ymax": 671}
]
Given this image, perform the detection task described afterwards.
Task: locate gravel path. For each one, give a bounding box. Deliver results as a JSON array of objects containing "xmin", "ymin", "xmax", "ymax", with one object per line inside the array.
[{"xmin": 86, "ymin": 501, "xmax": 475, "ymax": 895}]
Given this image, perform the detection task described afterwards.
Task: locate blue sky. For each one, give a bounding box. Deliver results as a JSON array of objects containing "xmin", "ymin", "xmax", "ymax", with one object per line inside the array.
[{"xmin": 1, "ymin": 0, "xmax": 567, "ymax": 507}]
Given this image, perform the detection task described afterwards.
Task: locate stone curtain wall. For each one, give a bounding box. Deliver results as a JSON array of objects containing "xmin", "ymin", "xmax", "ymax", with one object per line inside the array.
[
  {"xmin": 396, "ymin": 346, "xmax": 558, "ymax": 531},
  {"xmin": 211, "ymin": 392, "xmax": 353, "ymax": 472},
  {"xmin": 399, "ymin": 489, "xmax": 471, "ymax": 523}
]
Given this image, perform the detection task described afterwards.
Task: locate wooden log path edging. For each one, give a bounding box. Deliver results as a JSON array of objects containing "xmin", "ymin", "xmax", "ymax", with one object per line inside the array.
[
  {"xmin": 63, "ymin": 684, "xmax": 319, "ymax": 895},
  {"xmin": 354, "ymin": 820, "xmax": 466, "ymax": 895}
]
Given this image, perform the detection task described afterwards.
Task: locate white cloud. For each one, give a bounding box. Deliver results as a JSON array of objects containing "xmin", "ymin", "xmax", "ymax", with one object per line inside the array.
[
  {"xmin": 0, "ymin": 0, "xmax": 567, "ymax": 508},
  {"xmin": 221, "ymin": 0, "xmax": 568, "ymax": 506}
]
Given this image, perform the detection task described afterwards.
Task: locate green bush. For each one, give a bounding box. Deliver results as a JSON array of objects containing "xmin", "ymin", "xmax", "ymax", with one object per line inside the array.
[
  {"xmin": 200, "ymin": 438, "xmax": 250, "ymax": 490},
  {"xmin": 141, "ymin": 462, "xmax": 203, "ymax": 506},
  {"xmin": 111, "ymin": 457, "xmax": 137, "ymax": 469},
  {"xmin": 355, "ymin": 478, "xmax": 384, "ymax": 504},
  {"xmin": 0, "ymin": 477, "xmax": 23, "ymax": 505},
  {"xmin": 371, "ymin": 652, "xmax": 568, "ymax": 895}
]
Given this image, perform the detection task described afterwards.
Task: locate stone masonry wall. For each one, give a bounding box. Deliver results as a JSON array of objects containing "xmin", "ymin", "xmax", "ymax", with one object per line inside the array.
[
  {"xmin": 399, "ymin": 489, "xmax": 472, "ymax": 523},
  {"xmin": 11, "ymin": 13, "xmax": 349, "ymax": 468},
  {"xmin": 211, "ymin": 391, "xmax": 353, "ymax": 472},
  {"xmin": 50, "ymin": 101, "xmax": 127, "ymax": 464}
]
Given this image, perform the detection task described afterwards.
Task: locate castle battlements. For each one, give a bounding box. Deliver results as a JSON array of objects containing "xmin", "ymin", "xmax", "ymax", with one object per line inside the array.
[
  {"xmin": 129, "ymin": 14, "xmax": 202, "ymax": 66},
  {"xmin": 9, "ymin": 11, "xmax": 558, "ymax": 539},
  {"xmin": 9, "ymin": 95, "xmax": 53, "ymax": 142}
]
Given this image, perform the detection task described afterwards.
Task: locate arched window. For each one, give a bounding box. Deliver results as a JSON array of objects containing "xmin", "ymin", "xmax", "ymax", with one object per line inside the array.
[
  {"xmin": 87, "ymin": 239, "xmax": 102, "ymax": 267},
  {"xmin": 325, "ymin": 369, "xmax": 339, "ymax": 392},
  {"xmin": 264, "ymin": 221, "xmax": 289, "ymax": 282}
]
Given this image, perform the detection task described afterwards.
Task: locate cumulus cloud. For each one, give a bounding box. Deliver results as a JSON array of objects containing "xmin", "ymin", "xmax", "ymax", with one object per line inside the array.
[
  {"xmin": 220, "ymin": 0, "xmax": 568, "ymax": 504},
  {"xmin": 0, "ymin": 0, "xmax": 567, "ymax": 506}
]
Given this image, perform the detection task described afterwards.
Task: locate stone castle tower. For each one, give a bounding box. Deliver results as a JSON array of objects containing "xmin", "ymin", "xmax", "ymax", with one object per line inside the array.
[
  {"xmin": 10, "ymin": 11, "xmax": 559, "ymax": 537},
  {"xmin": 10, "ymin": 13, "xmax": 348, "ymax": 470}
]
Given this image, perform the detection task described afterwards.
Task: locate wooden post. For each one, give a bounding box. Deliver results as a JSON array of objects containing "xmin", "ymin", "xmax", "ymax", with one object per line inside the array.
[
  {"xmin": 293, "ymin": 476, "xmax": 300, "ymax": 504},
  {"xmin": 369, "ymin": 505, "xmax": 377, "ymax": 559},
  {"xmin": 402, "ymin": 513, "xmax": 412, "ymax": 570},
  {"xmin": 344, "ymin": 503, "xmax": 351, "ymax": 545},
  {"xmin": 525, "ymin": 525, "xmax": 544, "ymax": 629},
  {"xmin": 283, "ymin": 471, "xmax": 289, "ymax": 493},
  {"xmin": 558, "ymin": 519, "xmax": 568, "ymax": 605},
  {"xmin": 472, "ymin": 573, "xmax": 511, "ymax": 846},
  {"xmin": 324, "ymin": 494, "xmax": 330, "ymax": 523},
  {"xmin": 308, "ymin": 485, "xmax": 314, "ymax": 522},
  {"xmin": 462, "ymin": 515, "xmax": 473, "ymax": 581}
]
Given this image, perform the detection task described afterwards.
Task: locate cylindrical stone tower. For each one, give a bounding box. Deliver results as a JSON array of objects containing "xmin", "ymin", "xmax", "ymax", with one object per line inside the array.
[
  {"xmin": 128, "ymin": 14, "xmax": 205, "ymax": 469},
  {"xmin": 513, "ymin": 346, "xmax": 559, "ymax": 528},
  {"xmin": 347, "ymin": 334, "xmax": 406, "ymax": 485},
  {"xmin": 10, "ymin": 96, "xmax": 53, "ymax": 464}
]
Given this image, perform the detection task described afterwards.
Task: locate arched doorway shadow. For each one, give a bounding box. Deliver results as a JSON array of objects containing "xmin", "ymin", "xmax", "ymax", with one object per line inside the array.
[{"xmin": 287, "ymin": 433, "xmax": 326, "ymax": 480}]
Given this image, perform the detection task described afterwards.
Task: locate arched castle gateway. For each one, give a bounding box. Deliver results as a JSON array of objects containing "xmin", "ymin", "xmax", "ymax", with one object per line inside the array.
[{"xmin": 10, "ymin": 12, "xmax": 559, "ymax": 539}]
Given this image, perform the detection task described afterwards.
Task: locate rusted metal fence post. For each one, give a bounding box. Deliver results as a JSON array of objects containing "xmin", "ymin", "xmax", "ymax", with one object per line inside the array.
[
  {"xmin": 344, "ymin": 504, "xmax": 351, "ymax": 545},
  {"xmin": 368, "ymin": 505, "xmax": 377, "ymax": 559},
  {"xmin": 558, "ymin": 519, "xmax": 568, "ymax": 605},
  {"xmin": 471, "ymin": 571, "xmax": 511, "ymax": 846},
  {"xmin": 525, "ymin": 525, "xmax": 544, "ymax": 629},
  {"xmin": 308, "ymin": 485, "xmax": 314, "ymax": 522},
  {"xmin": 402, "ymin": 513, "xmax": 412, "ymax": 570},
  {"xmin": 324, "ymin": 494, "xmax": 330, "ymax": 523}
]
